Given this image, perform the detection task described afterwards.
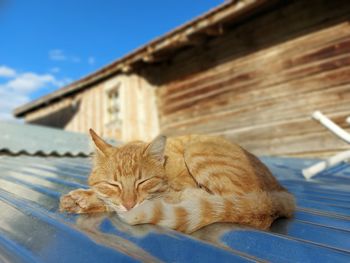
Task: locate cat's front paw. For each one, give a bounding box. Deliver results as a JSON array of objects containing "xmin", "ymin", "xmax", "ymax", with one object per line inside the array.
[
  {"xmin": 59, "ymin": 188, "xmax": 106, "ymax": 214},
  {"xmin": 117, "ymin": 209, "xmax": 147, "ymax": 225},
  {"xmin": 117, "ymin": 211, "xmax": 138, "ymax": 225}
]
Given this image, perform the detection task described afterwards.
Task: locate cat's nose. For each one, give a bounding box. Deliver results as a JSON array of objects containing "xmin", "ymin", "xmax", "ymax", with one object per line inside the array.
[{"xmin": 123, "ymin": 200, "xmax": 136, "ymax": 211}]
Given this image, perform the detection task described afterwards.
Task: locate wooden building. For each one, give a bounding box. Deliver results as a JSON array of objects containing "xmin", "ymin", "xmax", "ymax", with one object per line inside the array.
[{"xmin": 14, "ymin": 0, "xmax": 350, "ymax": 157}]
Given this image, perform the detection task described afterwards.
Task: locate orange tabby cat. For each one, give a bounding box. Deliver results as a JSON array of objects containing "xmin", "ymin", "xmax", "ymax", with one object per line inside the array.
[{"xmin": 60, "ymin": 129, "xmax": 295, "ymax": 233}]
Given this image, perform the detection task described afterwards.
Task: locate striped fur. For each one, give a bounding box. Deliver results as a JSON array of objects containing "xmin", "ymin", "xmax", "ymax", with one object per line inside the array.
[
  {"xmin": 59, "ymin": 130, "xmax": 295, "ymax": 233},
  {"xmin": 118, "ymin": 189, "xmax": 295, "ymax": 233}
]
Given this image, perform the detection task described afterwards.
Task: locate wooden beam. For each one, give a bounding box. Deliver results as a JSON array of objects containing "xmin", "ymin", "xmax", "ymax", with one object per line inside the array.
[
  {"xmin": 187, "ymin": 34, "xmax": 208, "ymax": 46},
  {"xmin": 121, "ymin": 64, "xmax": 132, "ymax": 73},
  {"xmin": 205, "ymin": 24, "xmax": 225, "ymax": 36},
  {"xmin": 142, "ymin": 53, "xmax": 156, "ymax": 63}
]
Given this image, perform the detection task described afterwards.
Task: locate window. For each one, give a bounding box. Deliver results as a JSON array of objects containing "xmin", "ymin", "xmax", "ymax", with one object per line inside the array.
[{"xmin": 105, "ymin": 84, "xmax": 121, "ymax": 126}]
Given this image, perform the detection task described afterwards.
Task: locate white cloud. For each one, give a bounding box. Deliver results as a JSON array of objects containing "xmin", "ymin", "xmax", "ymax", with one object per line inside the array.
[
  {"xmin": 49, "ymin": 49, "xmax": 67, "ymax": 61},
  {"xmin": 0, "ymin": 66, "xmax": 71, "ymax": 121},
  {"xmin": 50, "ymin": 67, "xmax": 60, "ymax": 73},
  {"xmin": 54, "ymin": 77, "xmax": 73, "ymax": 87},
  {"xmin": 6, "ymin": 73, "xmax": 56, "ymax": 93},
  {"xmin": 49, "ymin": 49, "xmax": 81, "ymax": 63},
  {"xmin": 0, "ymin": 65, "xmax": 16, "ymax": 78},
  {"xmin": 71, "ymin": 56, "xmax": 81, "ymax": 63},
  {"xmin": 88, "ymin": 56, "xmax": 95, "ymax": 65},
  {"xmin": 49, "ymin": 49, "xmax": 95, "ymax": 66},
  {"xmin": 0, "ymin": 88, "xmax": 28, "ymax": 121}
]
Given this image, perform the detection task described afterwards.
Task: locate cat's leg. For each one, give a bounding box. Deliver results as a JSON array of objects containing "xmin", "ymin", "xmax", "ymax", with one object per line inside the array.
[
  {"xmin": 117, "ymin": 199, "xmax": 162, "ymax": 226},
  {"xmin": 183, "ymin": 140, "xmax": 251, "ymax": 195},
  {"xmin": 182, "ymin": 142, "xmax": 295, "ymax": 230},
  {"xmin": 60, "ymin": 188, "xmax": 107, "ymax": 214}
]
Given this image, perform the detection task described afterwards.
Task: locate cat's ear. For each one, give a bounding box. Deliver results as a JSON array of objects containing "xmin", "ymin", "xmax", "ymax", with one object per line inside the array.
[
  {"xmin": 89, "ymin": 128, "xmax": 113, "ymax": 156},
  {"xmin": 144, "ymin": 135, "xmax": 167, "ymax": 163}
]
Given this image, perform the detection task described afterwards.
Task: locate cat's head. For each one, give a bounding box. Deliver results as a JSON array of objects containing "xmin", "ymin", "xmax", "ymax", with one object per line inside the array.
[{"xmin": 88, "ymin": 129, "xmax": 168, "ymax": 213}]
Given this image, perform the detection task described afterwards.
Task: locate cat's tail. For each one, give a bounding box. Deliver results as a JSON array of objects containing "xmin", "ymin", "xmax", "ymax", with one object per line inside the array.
[
  {"xmin": 118, "ymin": 189, "xmax": 296, "ymax": 233},
  {"xmin": 217, "ymin": 190, "xmax": 296, "ymax": 230}
]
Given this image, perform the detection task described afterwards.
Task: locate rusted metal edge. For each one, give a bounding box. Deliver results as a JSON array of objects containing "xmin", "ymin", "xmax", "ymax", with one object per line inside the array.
[{"xmin": 13, "ymin": 0, "xmax": 270, "ymax": 117}]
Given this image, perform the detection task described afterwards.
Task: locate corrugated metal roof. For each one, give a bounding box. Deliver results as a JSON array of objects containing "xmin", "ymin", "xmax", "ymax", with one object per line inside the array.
[
  {"xmin": 0, "ymin": 122, "xmax": 93, "ymax": 156},
  {"xmin": 0, "ymin": 154, "xmax": 349, "ymax": 262}
]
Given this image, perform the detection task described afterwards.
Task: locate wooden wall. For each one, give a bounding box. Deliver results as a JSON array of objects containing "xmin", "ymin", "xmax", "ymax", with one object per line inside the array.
[
  {"xmin": 154, "ymin": 0, "xmax": 350, "ymax": 157},
  {"xmin": 118, "ymin": 73, "xmax": 160, "ymax": 142},
  {"xmin": 25, "ymin": 83, "xmax": 109, "ymax": 137},
  {"xmin": 26, "ymin": 74, "xmax": 159, "ymax": 142}
]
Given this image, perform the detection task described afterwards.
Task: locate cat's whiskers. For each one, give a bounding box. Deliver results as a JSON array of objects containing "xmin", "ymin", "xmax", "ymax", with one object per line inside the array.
[
  {"xmin": 94, "ymin": 193, "xmax": 121, "ymax": 212},
  {"xmin": 146, "ymin": 193, "xmax": 162, "ymax": 201}
]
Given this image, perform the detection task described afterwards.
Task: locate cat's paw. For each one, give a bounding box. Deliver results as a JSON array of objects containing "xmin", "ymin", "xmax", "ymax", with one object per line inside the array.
[
  {"xmin": 59, "ymin": 188, "xmax": 106, "ymax": 214},
  {"xmin": 117, "ymin": 209, "xmax": 147, "ymax": 225},
  {"xmin": 117, "ymin": 211, "xmax": 137, "ymax": 225}
]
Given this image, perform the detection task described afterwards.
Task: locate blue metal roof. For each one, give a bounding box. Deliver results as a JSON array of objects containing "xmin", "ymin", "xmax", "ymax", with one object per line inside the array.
[{"xmin": 0, "ymin": 154, "xmax": 349, "ymax": 262}]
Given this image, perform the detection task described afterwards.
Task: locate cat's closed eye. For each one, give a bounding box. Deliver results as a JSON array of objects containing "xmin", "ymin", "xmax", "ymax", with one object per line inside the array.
[
  {"xmin": 136, "ymin": 177, "xmax": 163, "ymax": 192},
  {"xmin": 93, "ymin": 182, "xmax": 121, "ymax": 196}
]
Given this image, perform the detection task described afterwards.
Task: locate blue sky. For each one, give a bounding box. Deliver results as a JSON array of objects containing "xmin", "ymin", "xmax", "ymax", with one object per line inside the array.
[{"xmin": 0, "ymin": 0, "xmax": 223, "ymax": 120}]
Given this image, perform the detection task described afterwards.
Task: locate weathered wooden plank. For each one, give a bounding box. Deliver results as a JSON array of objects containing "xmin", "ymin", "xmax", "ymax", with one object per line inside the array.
[
  {"xmin": 156, "ymin": 0, "xmax": 350, "ymax": 88},
  {"xmin": 158, "ymin": 37, "xmax": 350, "ymax": 111},
  {"xmin": 158, "ymin": 31, "xmax": 350, "ymax": 108},
  {"xmin": 157, "ymin": 23, "xmax": 350, "ymax": 99},
  {"xmin": 160, "ymin": 83, "xmax": 350, "ymax": 133},
  {"xmin": 154, "ymin": 1, "xmax": 350, "ymax": 157},
  {"xmin": 214, "ymin": 114, "xmax": 350, "ymax": 156},
  {"xmin": 159, "ymin": 63, "xmax": 350, "ymax": 129}
]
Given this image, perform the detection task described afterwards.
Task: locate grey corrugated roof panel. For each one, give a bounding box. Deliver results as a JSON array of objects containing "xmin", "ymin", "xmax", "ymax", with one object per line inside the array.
[
  {"xmin": 0, "ymin": 155, "xmax": 349, "ymax": 262},
  {"xmin": 0, "ymin": 122, "xmax": 118, "ymax": 157}
]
